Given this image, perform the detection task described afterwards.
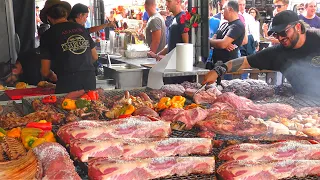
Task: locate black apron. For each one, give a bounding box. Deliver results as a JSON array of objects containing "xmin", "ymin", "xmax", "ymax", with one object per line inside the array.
[{"xmin": 55, "ymin": 71, "xmax": 96, "ymax": 94}]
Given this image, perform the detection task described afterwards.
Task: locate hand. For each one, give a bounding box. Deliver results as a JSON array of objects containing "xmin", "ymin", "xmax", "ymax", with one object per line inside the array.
[
  {"xmin": 225, "ymin": 44, "xmax": 238, "ymax": 52},
  {"xmin": 49, "ymin": 72, "xmax": 58, "ymax": 82},
  {"xmin": 202, "ymin": 70, "xmax": 219, "ymax": 85},
  {"xmin": 107, "ymin": 21, "xmax": 117, "ymax": 28},
  {"xmin": 156, "ymin": 55, "xmax": 164, "ymax": 61},
  {"xmin": 147, "ymin": 51, "xmax": 156, "ymax": 58},
  {"xmin": 213, "ymin": 34, "xmax": 217, "ymax": 39}
]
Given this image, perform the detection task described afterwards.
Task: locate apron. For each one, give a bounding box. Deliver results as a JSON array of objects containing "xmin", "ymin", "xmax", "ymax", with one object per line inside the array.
[{"xmin": 55, "ymin": 71, "xmax": 96, "ymax": 94}]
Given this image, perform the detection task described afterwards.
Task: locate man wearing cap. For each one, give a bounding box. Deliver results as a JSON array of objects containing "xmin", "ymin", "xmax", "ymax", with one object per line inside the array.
[
  {"xmin": 39, "ymin": 0, "xmax": 98, "ymax": 93},
  {"xmin": 202, "ymin": 10, "xmax": 320, "ymax": 97}
]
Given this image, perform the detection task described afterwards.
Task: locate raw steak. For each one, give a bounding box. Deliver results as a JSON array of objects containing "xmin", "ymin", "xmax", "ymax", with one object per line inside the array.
[
  {"xmin": 193, "ymin": 87, "xmax": 222, "ymax": 104},
  {"xmin": 257, "ymin": 103, "xmax": 295, "ymax": 118},
  {"xmin": 57, "ymin": 117, "xmax": 171, "ymax": 144},
  {"xmin": 161, "ymin": 84, "xmax": 185, "ymax": 96},
  {"xmin": 33, "ymin": 142, "xmax": 80, "ymax": 180},
  {"xmin": 70, "ymin": 138, "xmax": 212, "ymax": 162},
  {"xmin": 88, "ymin": 156, "xmax": 215, "ymax": 180},
  {"xmin": 161, "ymin": 107, "xmax": 209, "ymax": 130},
  {"xmin": 196, "ymin": 111, "xmax": 268, "ymax": 136},
  {"xmin": 218, "ymin": 140, "xmax": 320, "ymax": 161},
  {"xmin": 160, "ymin": 108, "xmax": 184, "ymax": 122},
  {"xmin": 217, "ymin": 160, "xmax": 320, "ymax": 180}
]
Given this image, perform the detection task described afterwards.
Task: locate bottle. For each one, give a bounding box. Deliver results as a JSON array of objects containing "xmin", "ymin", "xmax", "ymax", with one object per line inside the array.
[{"xmin": 100, "ymin": 29, "xmax": 106, "ymax": 40}]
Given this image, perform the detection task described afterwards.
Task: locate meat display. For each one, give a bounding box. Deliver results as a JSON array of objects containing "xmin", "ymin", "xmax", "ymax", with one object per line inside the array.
[
  {"xmin": 133, "ymin": 106, "xmax": 159, "ymax": 117},
  {"xmin": 193, "ymin": 87, "xmax": 222, "ymax": 104},
  {"xmin": 217, "ymin": 160, "xmax": 320, "ymax": 180},
  {"xmin": 33, "ymin": 142, "xmax": 81, "ymax": 180},
  {"xmin": 88, "ymin": 156, "xmax": 215, "ymax": 180},
  {"xmin": 221, "ymin": 79, "xmax": 275, "ymax": 100},
  {"xmin": 257, "ymin": 103, "xmax": 295, "ymax": 118},
  {"xmin": 0, "ymin": 150, "xmax": 42, "ymax": 179},
  {"xmin": 70, "ymin": 138, "xmax": 212, "ymax": 162},
  {"xmin": 161, "ymin": 84, "xmax": 185, "ymax": 96},
  {"xmin": 0, "ymin": 105, "xmax": 3, "ymax": 115},
  {"xmin": 57, "ymin": 117, "xmax": 172, "ymax": 144},
  {"xmin": 161, "ymin": 107, "xmax": 209, "ymax": 129},
  {"xmin": 218, "ymin": 140, "xmax": 320, "ymax": 161},
  {"xmin": 0, "ymin": 137, "xmax": 26, "ymax": 161},
  {"xmin": 196, "ymin": 111, "xmax": 268, "ymax": 136}
]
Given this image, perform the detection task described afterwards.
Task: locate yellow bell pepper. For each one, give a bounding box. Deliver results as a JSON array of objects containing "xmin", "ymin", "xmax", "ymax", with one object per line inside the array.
[
  {"xmin": 21, "ymin": 128, "xmax": 43, "ymax": 138},
  {"xmin": 171, "ymin": 96, "xmax": 186, "ymax": 109},
  {"xmin": 124, "ymin": 104, "xmax": 135, "ymax": 115},
  {"xmin": 7, "ymin": 127, "xmax": 21, "ymax": 138},
  {"xmin": 39, "ymin": 120, "xmax": 47, "ymax": 123},
  {"xmin": 0, "ymin": 132, "xmax": 5, "ymax": 137},
  {"xmin": 62, "ymin": 99, "xmax": 77, "ymax": 110},
  {"xmin": 31, "ymin": 138, "xmax": 46, "ymax": 148},
  {"xmin": 156, "ymin": 97, "xmax": 172, "ymax": 111},
  {"xmin": 43, "ymin": 131, "xmax": 56, "ymax": 142},
  {"xmin": 23, "ymin": 135, "xmax": 38, "ymax": 150}
]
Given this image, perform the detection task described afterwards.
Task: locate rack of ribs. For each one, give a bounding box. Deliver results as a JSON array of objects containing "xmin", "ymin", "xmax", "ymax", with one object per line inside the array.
[
  {"xmin": 88, "ymin": 156, "xmax": 215, "ymax": 180},
  {"xmin": 70, "ymin": 138, "xmax": 212, "ymax": 162}
]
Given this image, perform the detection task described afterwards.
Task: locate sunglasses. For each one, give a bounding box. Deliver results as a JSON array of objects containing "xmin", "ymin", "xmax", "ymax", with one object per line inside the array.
[
  {"xmin": 273, "ymin": 4, "xmax": 285, "ymax": 8},
  {"xmin": 298, "ymin": 8, "xmax": 304, "ymax": 10},
  {"xmin": 270, "ymin": 23, "xmax": 297, "ymax": 39}
]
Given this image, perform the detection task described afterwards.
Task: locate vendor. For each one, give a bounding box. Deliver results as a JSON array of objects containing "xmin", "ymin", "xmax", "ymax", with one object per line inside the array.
[
  {"xmin": 39, "ymin": 0, "xmax": 98, "ymax": 94},
  {"xmin": 202, "ymin": 11, "xmax": 320, "ymax": 97},
  {"xmin": 150, "ymin": 0, "xmax": 188, "ymax": 61},
  {"xmin": 68, "ymin": 3, "xmax": 116, "ymax": 34}
]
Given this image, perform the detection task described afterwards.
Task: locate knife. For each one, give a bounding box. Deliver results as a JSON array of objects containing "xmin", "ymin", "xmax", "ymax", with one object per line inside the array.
[{"xmin": 194, "ymin": 83, "xmax": 207, "ymax": 95}]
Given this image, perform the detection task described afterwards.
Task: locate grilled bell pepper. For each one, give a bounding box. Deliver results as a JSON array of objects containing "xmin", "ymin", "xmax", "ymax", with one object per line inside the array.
[
  {"xmin": 62, "ymin": 99, "xmax": 77, "ymax": 110},
  {"xmin": 0, "ymin": 132, "xmax": 5, "ymax": 137},
  {"xmin": 6, "ymin": 127, "xmax": 21, "ymax": 138},
  {"xmin": 75, "ymin": 99, "xmax": 91, "ymax": 109},
  {"xmin": 156, "ymin": 97, "xmax": 172, "ymax": 111},
  {"xmin": 43, "ymin": 131, "xmax": 56, "ymax": 142},
  {"xmin": 21, "ymin": 128, "xmax": 43, "ymax": 138},
  {"xmin": 118, "ymin": 114, "xmax": 132, "ymax": 119},
  {"xmin": 171, "ymin": 96, "xmax": 186, "ymax": 108},
  {"xmin": 31, "ymin": 138, "xmax": 46, "ymax": 148},
  {"xmin": 42, "ymin": 95, "xmax": 57, "ymax": 104},
  {"xmin": 0, "ymin": 127, "xmax": 6, "ymax": 135},
  {"xmin": 87, "ymin": 90, "xmax": 99, "ymax": 101},
  {"xmin": 80, "ymin": 94, "xmax": 91, "ymax": 100},
  {"xmin": 26, "ymin": 121, "xmax": 52, "ymax": 131},
  {"xmin": 124, "ymin": 104, "xmax": 135, "ymax": 115},
  {"xmin": 23, "ymin": 135, "xmax": 38, "ymax": 149}
]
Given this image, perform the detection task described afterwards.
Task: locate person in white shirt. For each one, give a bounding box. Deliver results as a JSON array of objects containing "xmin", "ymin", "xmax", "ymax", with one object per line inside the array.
[
  {"xmin": 248, "ymin": 7, "xmax": 261, "ymax": 44},
  {"xmin": 238, "ymin": 0, "xmax": 256, "ymax": 41}
]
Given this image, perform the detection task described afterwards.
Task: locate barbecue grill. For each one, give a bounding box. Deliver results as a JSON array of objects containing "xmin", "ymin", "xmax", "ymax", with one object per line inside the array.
[{"xmin": 11, "ymin": 89, "xmax": 320, "ymax": 180}]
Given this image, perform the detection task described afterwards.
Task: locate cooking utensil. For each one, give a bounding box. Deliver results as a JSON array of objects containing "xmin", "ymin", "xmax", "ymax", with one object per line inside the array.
[{"xmin": 193, "ymin": 83, "xmax": 207, "ymax": 96}]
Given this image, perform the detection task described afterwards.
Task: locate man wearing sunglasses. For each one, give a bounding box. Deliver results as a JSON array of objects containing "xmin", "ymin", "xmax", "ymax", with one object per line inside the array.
[
  {"xmin": 262, "ymin": 0, "xmax": 289, "ymax": 44},
  {"xmin": 298, "ymin": 0, "xmax": 320, "ymax": 29},
  {"xmin": 202, "ymin": 10, "xmax": 320, "ymax": 97}
]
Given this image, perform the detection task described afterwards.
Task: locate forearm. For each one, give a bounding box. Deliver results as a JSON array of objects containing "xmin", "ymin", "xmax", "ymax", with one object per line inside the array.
[
  {"xmin": 89, "ymin": 24, "xmax": 107, "ymax": 33},
  {"xmin": 225, "ymin": 56, "xmax": 251, "ymax": 72},
  {"xmin": 150, "ymin": 41, "xmax": 160, "ymax": 53},
  {"xmin": 210, "ymin": 39, "xmax": 228, "ymax": 49}
]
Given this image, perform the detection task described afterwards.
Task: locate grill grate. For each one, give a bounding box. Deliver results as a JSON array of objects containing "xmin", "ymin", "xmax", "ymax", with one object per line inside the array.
[{"xmin": 1, "ymin": 102, "xmax": 23, "ymax": 116}]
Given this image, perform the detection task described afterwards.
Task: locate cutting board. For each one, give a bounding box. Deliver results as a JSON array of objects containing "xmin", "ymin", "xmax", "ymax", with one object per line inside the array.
[{"xmin": 141, "ymin": 64, "xmax": 156, "ymax": 68}]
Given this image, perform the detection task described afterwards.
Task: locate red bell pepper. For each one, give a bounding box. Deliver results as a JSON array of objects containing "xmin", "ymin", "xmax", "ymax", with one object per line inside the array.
[
  {"xmin": 80, "ymin": 94, "xmax": 91, "ymax": 101},
  {"xmin": 87, "ymin": 90, "xmax": 99, "ymax": 101},
  {"xmin": 118, "ymin": 114, "xmax": 131, "ymax": 119},
  {"xmin": 26, "ymin": 121, "xmax": 52, "ymax": 131},
  {"xmin": 42, "ymin": 95, "xmax": 57, "ymax": 104}
]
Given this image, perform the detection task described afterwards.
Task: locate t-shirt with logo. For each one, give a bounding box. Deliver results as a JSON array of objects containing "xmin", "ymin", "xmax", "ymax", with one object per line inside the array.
[
  {"xmin": 247, "ymin": 30, "xmax": 320, "ymax": 97},
  {"xmin": 299, "ymin": 15, "xmax": 320, "ymax": 29},
  {"xmin": 40, "ymin": 22, "xmax": 95, "ymax": 77},
  {"xmin": 167, "ymin": 12, "xmax": 186, "ymax": 52},
  {"xmin": 212, "ymin": 19, "xmax": 245, "ymax": 64},
  {"xmin": 146, "ymin": 13, "xmax": 166, "ymax": 53}
]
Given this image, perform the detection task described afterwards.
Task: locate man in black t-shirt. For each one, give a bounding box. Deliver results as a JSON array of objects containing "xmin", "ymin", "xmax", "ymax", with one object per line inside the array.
[
  {"xmin": 210, "ymin": 1, "xmax": 245, "ymax": 64},
  {"xmin": 202, "ymin": 10, "xmax": 320, "ymax": 97},
  {"xmin": 40, "ymin": 0, "xmax": 98, "ymax": 93}
]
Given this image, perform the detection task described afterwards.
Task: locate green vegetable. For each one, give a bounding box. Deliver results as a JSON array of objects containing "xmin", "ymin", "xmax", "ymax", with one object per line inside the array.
[
  {"xmin": 0, "ymin": 127, "xmax": 6, "ymax": 135},
  {"xmin": 75, "ymin": 99, "xmax": 91, "ymax": 109}
]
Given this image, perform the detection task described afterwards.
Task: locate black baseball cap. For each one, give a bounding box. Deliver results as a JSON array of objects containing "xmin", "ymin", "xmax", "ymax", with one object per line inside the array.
[{"xmin": 268, "ymin": 10, "xmax": 299, "ymax": 36}]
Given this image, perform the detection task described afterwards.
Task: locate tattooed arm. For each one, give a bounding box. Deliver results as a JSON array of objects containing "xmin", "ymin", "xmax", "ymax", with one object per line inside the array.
[{"xmin": 202, "ymin": 57, "xmax": 251, "ymax": 85}]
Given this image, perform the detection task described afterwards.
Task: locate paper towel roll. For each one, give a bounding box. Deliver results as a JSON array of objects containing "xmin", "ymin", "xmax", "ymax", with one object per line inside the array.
[{"xmin": 176, "ymin": 43, "xmax": 194, "ymax": 72}]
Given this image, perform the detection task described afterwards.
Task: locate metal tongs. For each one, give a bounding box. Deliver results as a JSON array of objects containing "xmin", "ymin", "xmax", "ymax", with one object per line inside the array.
[{"xmin": 194, "ymin": 83, "xmax": 207, "ymax": 96}]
